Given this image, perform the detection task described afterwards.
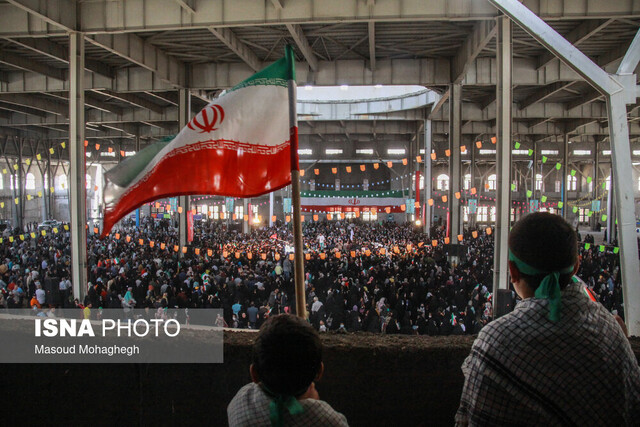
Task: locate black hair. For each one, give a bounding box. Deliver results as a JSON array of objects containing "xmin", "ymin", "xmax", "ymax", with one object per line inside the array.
[
  {"xmin": 508, "ymin": 212, "xmax": 578, "ymax": 290},
  {"xmin": 252, "ymin": 314, "xmax": 322, "ymax": 396}
]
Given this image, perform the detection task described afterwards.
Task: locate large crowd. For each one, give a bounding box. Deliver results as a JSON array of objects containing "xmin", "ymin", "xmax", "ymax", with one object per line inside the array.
[{"xmin": 0, "ymin": 215, "xmax": 626, "ymax": 335}]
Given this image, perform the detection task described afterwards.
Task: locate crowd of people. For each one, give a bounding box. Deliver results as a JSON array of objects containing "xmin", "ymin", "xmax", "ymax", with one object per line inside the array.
[{"xmin": 0, "ymin": 215, "xmax": 626, "ymax": 335}]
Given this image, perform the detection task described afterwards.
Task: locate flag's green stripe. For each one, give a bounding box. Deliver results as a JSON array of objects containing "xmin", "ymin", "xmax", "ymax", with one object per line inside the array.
[
  {"xmin": 104, "ymin": 138, "xmax": 173, "ymax": 187},
  {"xmin": 301, "ymin": 190, "xmax": 405, "ymax": 198},
  {"xmin": 227, "ymin": 45, "xmax": 295, "ymax": 93}
]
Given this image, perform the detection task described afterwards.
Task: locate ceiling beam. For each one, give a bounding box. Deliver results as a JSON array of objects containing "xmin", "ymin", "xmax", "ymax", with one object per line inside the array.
[
  {"xmin": 537, "ymin": 19, "xmax": 614, "ymax": 69},
  {"xmin": 286, "ymin": 24, "xmax": 318, "ymax": 72},
  {"xmin": 519, "ymin": 81, "xmax": 576, "ymax": 110},
  {"xmin": 174, "ymin": 0, "xmax": 195, "ymax": 14},
  {"xmin": 0, "ymin": 51, "xmax": 65, "ymax": 80},
  {"xmin": 0, "ymin": 101, "xmax": 48, "ymax": 118},
  {"xmin": 566, "ymin": 91, "xmax": 603, "ymax": 110},
  {"xmin": 208, "ymin": 27, "xmax": 262, "ymax": 72},
  {"xmin": 95, "ymin": 90, "xmax": 165, "ymax": 114},
  {"xmin": 452, "ymin": 19, "xmax": 496, "ymax": 83},
  {"xmin": 0, "ymin": 93, "xmax": 67, "ymax": 117},
  {"xmin": 270, "ymin": 0, "xmax": 284, "ymax": 9},
  {"xmin": 5, "ymin": 0, "xmax": 76, "ymax": 31},
  {"xmin": 88, "ymin": 33, "xmax": 185, "ymax": 87},
  {"xmin": 6, "ymin": 37, "xmax": 115, "ymax": 79}
]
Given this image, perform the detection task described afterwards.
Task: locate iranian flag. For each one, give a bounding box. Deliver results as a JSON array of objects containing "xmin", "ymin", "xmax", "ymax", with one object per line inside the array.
[{"xmin": 101, "ymin": 47, "xmax": 298, "ymax": 237}]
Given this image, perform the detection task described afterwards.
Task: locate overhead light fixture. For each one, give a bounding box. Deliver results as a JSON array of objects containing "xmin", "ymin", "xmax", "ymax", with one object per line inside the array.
[
  {"xmin": 375, "ymin": 84, "xmax": 383, "ymax": 89},
  {"xmin": 304, "ymin": 85, "xmax": 313, "ymax": 91},
  {"xmin": 340, "ymin": 85, "xmax": 349, "ymax": 91}
]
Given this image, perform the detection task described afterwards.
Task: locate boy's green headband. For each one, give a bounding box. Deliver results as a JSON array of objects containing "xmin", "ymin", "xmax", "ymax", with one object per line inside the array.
[{"xmin": 508, "ymin": 250, "xmax": 574, "ymax": 322}]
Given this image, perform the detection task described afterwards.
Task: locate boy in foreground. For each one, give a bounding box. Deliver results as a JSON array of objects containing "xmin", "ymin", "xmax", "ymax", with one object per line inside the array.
[
  {"xmin": 228, "ymin": 314, "xmax": 348, "ymax": 426},
  {"xmin": 456, "ymin": 212, "xmax": 640, "ymax": 426}
]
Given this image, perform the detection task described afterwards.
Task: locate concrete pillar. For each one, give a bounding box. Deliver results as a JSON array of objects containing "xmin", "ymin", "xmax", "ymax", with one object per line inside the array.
[
  {"xmin": 69, "ymin": 32, "xmax": 88, "ymax": 302},
  {"xmin": 178, "ymin": 89, "xmax": 190, "ymax": 251},
  {"xmin": 243, "ymin": 198, "xmax": 249, "ymax": 233},
  {"xmin": 492, "ymin": 15, "xmax": 512, "ymax": 317},
  {"xmin": 448, "ymin": 83, "xmax": 462, "ymax": 238},
  {"xmin": 591, "ymin": 140, "xmax": 599, "ymax": 230},
  {"xmin": 562, "ymin": 134, "xmax": 569, "ymax": 219},
  {"xmin": 423, "ymin": 119, "xmax": 432, "ymax": 235},
  {"xmin": 269, "ymin": 192, "xmax": 274, "ymax": 227}
]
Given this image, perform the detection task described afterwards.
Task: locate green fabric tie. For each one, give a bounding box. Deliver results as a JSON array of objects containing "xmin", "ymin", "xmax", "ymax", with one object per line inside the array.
[
  {"xmin": 508, "ymin": 250, "xmax": 574, "ymax": 322},
  {"xmin": 262, "ymin": 385, "xmax": 304, "ymax": 427}
]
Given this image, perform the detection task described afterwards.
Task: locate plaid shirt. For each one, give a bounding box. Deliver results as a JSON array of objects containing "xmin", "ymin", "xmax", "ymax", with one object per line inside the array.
[
  {"xmin": 456, "ymin": 281, "xmax": 640, "ymax": 426},
  {"xmin": 228, "ymin": 383, "xmax": 349, "ymax": 426}
]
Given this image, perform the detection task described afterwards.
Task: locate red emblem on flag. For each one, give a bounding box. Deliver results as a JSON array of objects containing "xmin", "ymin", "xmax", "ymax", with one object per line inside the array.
[{"xmin": 188, "ymin": 104, "xmax": 225, "ymax": 133}]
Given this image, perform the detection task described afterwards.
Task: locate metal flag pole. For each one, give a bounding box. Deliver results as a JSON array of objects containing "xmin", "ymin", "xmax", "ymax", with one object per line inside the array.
[{"xmin": 286, "ymin": 45, "xmax": 307, "ymax": 319}]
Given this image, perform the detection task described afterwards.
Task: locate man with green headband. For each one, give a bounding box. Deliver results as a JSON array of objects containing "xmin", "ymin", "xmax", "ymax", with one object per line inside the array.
[
  {"xmin": 228, "ymin": 314, "xmax": 348, "ymax": 426},
  {"xmin": 456, "ymin": 212, "xmax": 640, "ymax": 426}
]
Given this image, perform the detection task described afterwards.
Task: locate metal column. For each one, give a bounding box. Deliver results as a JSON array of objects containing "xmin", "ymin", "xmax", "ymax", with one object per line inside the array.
[
  {"xmin": 448, "ymin": 83, "xmax": 462, "ymax": 238},
  {"xmin": 591, "ymin": 140, "xmax": 599, "ymax": 230},
  {"xmin": 532, "ymin": 142, "xmax": 538, "ymax": 201},
  {"xmin": 69, "ymin": 32, "xmax": 87, "ymax": 302},
  {"xmin": 423, "ymin": 119, "xmax": 432, "ymax": 235},
  {"xmin": 492, "ymin": 15, "xmax": 512, "ymax": 317},
  {"xmin": 178, "ymin": 89, "xmax": 190, "ymax": 251},
  {"xmin": 562, "ymin": 134, "xmax": 569, "ymax": 219},
  {"xmin": 243, "ymin": 198, "xmax": 249, "ymax": 233},
  {"xmin": 269, "ymin": 192, "xmax": 274, "ymax": 227}
]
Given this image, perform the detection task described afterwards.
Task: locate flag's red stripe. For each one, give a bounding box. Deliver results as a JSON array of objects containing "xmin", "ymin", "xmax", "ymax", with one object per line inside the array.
[{"xmin": 102, "ymin": 146, "xmax": 291, "ymax": 236}]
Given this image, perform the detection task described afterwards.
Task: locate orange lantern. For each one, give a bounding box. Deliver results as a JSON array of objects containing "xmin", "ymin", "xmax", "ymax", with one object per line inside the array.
[
  {"xmin": 416, "ymin": 155, "xmax": 422, "ymax": 163},
  {"xmin": 247, "ymin": 252, "xmax": 253, "ymax": 259},
  {"xmin": 428, "ymin": 198, "xmax": 434, "ymax": 206},
  {"xmin": 445, "ymin": 149, "xmax": 451, "ymax": 157},
  {"xmin": 108, "ymin": 146, "xmax": 113, "ymax": 153},
  {"xmin": 491, "ymin": 136, "xmax": 497, "ymax": 144},
  {"xmin": 178, "ymin": 206, "xmax": 183, "ymax": 214},
  {"xmin": 460, "ymin": 145, "xmax": 466, "ymax": 153},
  {"xmin": 192, "ymin": 208, "xmax": 196, "ymax": 215},
  {"xmin": 335, "ymin": 251, "xmax": 341, "ymax": 259},
  {"xmin": 223, "ymin": 250, "xmax": 228, "ymax": 258},
  {"xmin": 457, "ymin": 234, "xmax": 463, "ymax": 242},
  {"xmin": 320, "ymin": 253, "xmax": 326, "ymax": 260},
  {"xmin": 332, "ymin": 167, "xmax": 337, "ymax": 174},
  {"xmin": 373, "ymin": 163, "xmax": 379, "ymax": 169},
  {"xmin": 365, "ymin": 249, "xmax": 371, "ymax": 256},
  {"xmin": 207, "ymin": 249, "xmax": 213, "ymax": 256},
  {"xmin": 272, "ymin": 215, "xmax": 277, "ymax": 222},
  {"xmin": 313, "ymin": 214, "xmax": 319, "ymax": 222},
  {"xmin": 138, "ymin": 238, "xmax": 144, "ymax": 245},
  {"xmin": 455, "ymin": 192, "xmax": 461, "ymax": 199},
  {"xmin": 314, "ymin": 168, "xmax": 320, "ymax": 175},
  {"xmin": 444, "ymin": 237, "xmax": 450, "ymax": 244},
  {"xmin": 305, "ymin": 253, "xmax": 311, "ymax": 260},
  {"xmin": 174, "ymin": 245, "xmax": 179, "ymax": 252},
  {"xmin": 115, "ymin": 233, "xmax": 120, "ymax": 240},
  {"xmin": 402, "ymin": 158, "xmax": 408, "ymax": 165},
  {"xmin": 195, "ymin": 248, "xmax": 200, "ymax": 255},
  {"xmin": 346, "ymin": 166, "xmax": 351, "ymax": 173},
  {"xmin": 94, "ymin": 227, "xmax": 99, "ymax": 234},
  {"xmin": 300, "ymin": 169, "xmax": 305, "ymax": 176},
  {"xmin": 400, "ymin": 204, "xmax": 406, "ymax": 212},
  {"xmin": 394, "ymin": 246, "xmax": 400, "ymax": 254},
  {"xmin": 161, "ymin": 243, "xmax": 166, "ymax": 250},
  {"xmin": 84, "ymin": 140, "xmax": 88, "ymax": 147},
  {"xmin": 275, "ymin": 253, "xmax": 280, "ymax": 261},
  {"xmin": 233, "ymin": 251, "xmax": 239, "ymax": 258},
  {"xmin": 300, "ymin": 215, "xmax": 305, "ymax": 222},
  {"xmin": 232, "ymin": 214, "xmax": 237, "ymax": 220},
  {"xmin": 380, "ymin": 248, "xmax": 386, "ymax": 255},
  {"xmin": 430, "ymin": 152, "xmax": 436, "ymax": 160},
  {"xmin": 350, "ymin": 251, "xmax": 356, "ymax": 258},
  {"xmin": 442, "ymin": 195, "xmax": 448, "ymax": 203},
  {"xmin": 340, "ymin": 213, "xmax": 345, "ymax": 220},
  {"xmin": 476, "ymin": 140, "xmax": 482, "ymax": 149},
  {"xmin": 126, "ymin": 235, "xmax": 131, "ymax": 243},
  {"xmin": 289, "ymin": 254, "xmax": 294, "ymax": 261},
  {"xmin": 485, "ymin": 183, "xmax": 490, "ymax": 190},
  {"xmin": 261, "ymin": 253, "xmax": 267, "ymax": 260},
  {"xmin": 150, "ymin": 241, "xmax": 155, "ymax": 248},
  {"xmin": 431, "ymin": 240, "xmax": 437, "ymax": 247},
  {"xmin": 472, "ymin": 231, "xmax": 478, "ymax": 238},
  {"xmin": 486, "ymin": 227, "xmax": 492, "ymax": 235},
  {"xmin": 355, "ymin": 210, "xmax": 360, "ymax": 218},
  {"xmin": 415, "ymin": 201, "xmax": 420, "ymax": 208},
  {"xmin": 120, "ymin": 150, "xmax": 125, "ymax": 157},
  {"xmin": 387, "ymin": 161, "xmax": 393, "ymax": 168},
  {"xmin": 470, "ymin": 187, "xmax": 477, "ymax": 195},
  {"xmin": 407, "ymin": 244, "xmax": 413, "ymax": 252},
  {"xmin": 327, "ymin": 213, "xmax": 333, "ymax": 220},
  {"xmin": 243, "ymin": 214, "xmax": 249, "ymax": 222},
  {"xmin": 182, "ymin": 246, "xmax": 187, "ymax": 254},
  {"xmin": 95, "ymin": 143, "xmax": 100, "ymax": 150},
  {"xmin": 285, "ymin": 215, "xmax": 291, "ymax": 223},
  {"xmin": 360, "ymin": 164, "xmax": 366, "ymax": 172},
  {"xmin": 385, "ymin": 207, "xmax": 391, "ymax": 213}
]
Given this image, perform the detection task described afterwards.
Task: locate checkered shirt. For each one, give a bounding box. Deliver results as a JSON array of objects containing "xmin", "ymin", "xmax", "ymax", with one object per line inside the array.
[
  {"xmin": 456, "ymin": 281, "xmax": 640, "ymax": 426},
  {"xmin": 228, "ymin": 383, "xmax": 349, "ymax": 427}
]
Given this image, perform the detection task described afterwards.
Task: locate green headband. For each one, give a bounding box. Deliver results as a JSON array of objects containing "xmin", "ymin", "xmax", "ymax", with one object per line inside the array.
[
  {"xmin": 508, "ymin": 250, "xmax": 574, "ymax": 322},
  {"xmin": 262, "ymin": 384, "xmax": 304, "ymax": 427}
]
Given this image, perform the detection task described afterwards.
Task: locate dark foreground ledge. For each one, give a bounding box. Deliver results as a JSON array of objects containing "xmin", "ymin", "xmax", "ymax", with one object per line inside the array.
[{"xmin": 5, "ymin": 332, "xmax": 640, "ymax": 427}]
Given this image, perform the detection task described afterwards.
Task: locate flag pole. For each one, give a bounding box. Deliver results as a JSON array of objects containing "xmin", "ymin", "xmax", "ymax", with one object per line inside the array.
[{"xmin": 286, "ymin": 45, "xmax": 307, "ymax": 319}]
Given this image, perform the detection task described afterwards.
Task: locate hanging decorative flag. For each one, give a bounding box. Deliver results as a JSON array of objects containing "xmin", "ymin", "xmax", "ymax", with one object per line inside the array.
[
  {"xmin": 49, "ymin": 148, "xmax": 54, "ymax": 154},
  {"xmin": 573, "ymin": 206, "xmax": 578, "ymax": 213},
  {"xmin": 431, "ymin": 240, "xmax": 437, "ymax": 247},
  {"xmin": 526, "ymin": 190, "xmax": 532, "ymax": 198},
  {"xmin": 416, "ymin": 156, "xmax": 422, "ymax": 163},
  {"xmin": 360, "ymin": 164, "xmax": 366, "ymax": 171},
  {"xmin": 101, "ymin": 47, "xmax": 297, "ymax": 237},
  {"xmin": 373, "ymin": 163, "xmax": 379, "ymax": 169},
  {"xmin": 475, "ymin": 141, "xmax": 482, "ymax": 149},
  {"xmin": 457, "ymin": 234, "xmax": 463, "ymax": 242},
  {"xmin": 346, "ymin": 166, "xmax": 352, "ymax": 173},
  {"xmin": 558, "ymin": 201, "xmax": 564, "ymax": 209},
  {"xmin": 36, "ymin": 154, "xmax": 42, "ymax": 161},
  {"xmin": 300, "ymin": 169, "xmax": 305, "ymax": 176},
  {"xmin": 455, "ymin": 192, "xmax": 461, "ymax": 199},
  {"xmin": 387, "ymin": 161, "xmax": 393, "ymax": 168},
  {"xmin": 613, "ymin": 247, "xmax": 619, "ymax": 254},
  {"xmin": 541, "ymin": 195, "xmax": 547, "ymax": 203},
  {"xmin": 445, "ymin": 149, "xmax": 451, "ymax": 157},
  {"xmin": 472, "ymin": 231, "xmax": 478, "ymax": 238},
  {"xmin": 528, "ymin": 149, "xmax": 533, "ymax": 156},
  {"xmin": 486, "ymin": 227, "xmax": 492, "ymax": 235},
  {"xmin": 602, "ymin": 214, "xmax": 607, "ymax": 221},
  {"xmin": 402, "ymin": 158, "xmax": 408, "ymax": 165},
  {"xmin": 470, "ymin": 187, "xmax": 477, "ymax": 195},
  {"xmin": 491, "ymin": 137, "xmax": 497, "ymax": 144},
  {"xmin": 599, "ymin": 245, "xmax": 605, "ymax": 252},
  {"xmin": 542, "ymin": 156, "xmax": 548, "ymax": 163},
  {"xmin": 431, "ymin": 152, "xmax": 437, "ymax": 160},
  {"xmin": 332, "ymin": 168, "xmax": 337, "ymax": 174},
  {"xmin": 460, "ymin": 146, "xmax": 466, "ymax": 153},
  {"xmin": 441, "ymin": 195, "xmax": 448, "ymax": 203},
  {"xmin": 555, "ymin": 162, "xmax": 562, "ymax": 170},
  {"xmin": 511, "ymin": 183, "xmax": 516, "ymax": 191},
  {"xmin": 587, "ymin": 176, "xmax": 592, "ymax": 183},
  {"xmin": 428, "ymin": 198, "xmax": 434, "ymax": 206},
  {"xmin": 571, "ymin": 169, "xmax": 576, "ymax": 176}
]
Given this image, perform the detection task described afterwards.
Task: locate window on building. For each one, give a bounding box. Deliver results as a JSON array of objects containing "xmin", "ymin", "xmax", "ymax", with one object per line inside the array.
[
  {"xmin": 56, "ymin": 175, "xmax": 67, "ymax": 191},
  {"xmin": 86, "ymin": 174, "xmax": 92, "ymax": 190},
  {"xmin": 579, "ymin": 208, "xmax": 589, "ymax": 224},
  {"xmin": 606, "ymin": 176, "xmax": 611, "ymax": 191},
  {"xmin": 362, "ymin": 210, "xmax": 378, "ymax": 222},
  {"xmin": 477, "ymin": 206, "xmax": 488, "ymax": 222},
  {"xmin": 25, "ymin": 173, "xmax": 36, "ymax": 190},
  {"xmin": 234, "ymin": 205, "xmax": 244, "ymax": 219},
  {"xmin": 213, "ymin": 205, "xmax": 220, "ymax": 220},
  {"xmin": 436, "ymin": 174, "xmax": 449, "ymax": 191},
  {"xmin": 487, "ymin": 174, "xmax": 497, "ymax": 191},
  {"xmin": 566, "ymin": 175, "xmax": 577, "ymax": 191},
  {"xmin": 490, "ymin": 206, "xmax": 496, "ymax": 223},
  {"xmin": 555, "ymin": 180, "xmax": 561, "ymax": 193},
  {"xmin": 535, "ymin": 174, "xmax": 543, "ymax": 191},
  {"xmin": 0, "ymin": 175, "xmax": 3, "ymax": 190},
  {"xmin": 510, "ymin": 208, "xmax": 516, "ymax": 222},
  {"xmin": 10, "ymin": 175, "xmax": 19, "ymax": 191},
  {"xmin": 463, "ymin": 174, "xmax": 471, "ymax": 190}
]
